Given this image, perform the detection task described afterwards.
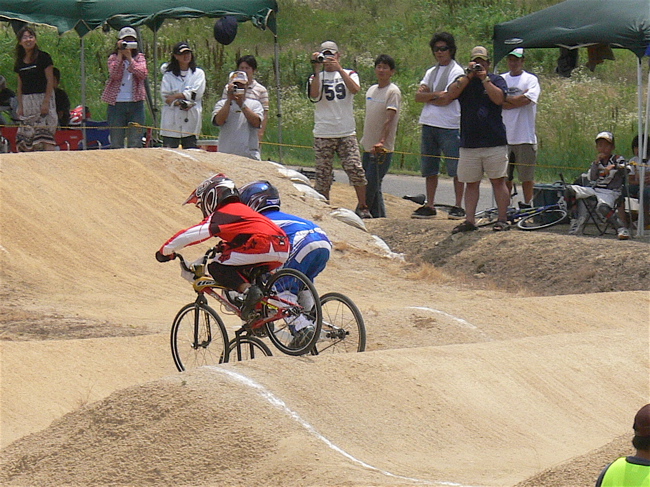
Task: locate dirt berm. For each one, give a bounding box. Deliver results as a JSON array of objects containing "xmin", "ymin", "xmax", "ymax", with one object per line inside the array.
[{"xmin": 1, "ymin": 148, "xmax": 648, "ymax": 487}]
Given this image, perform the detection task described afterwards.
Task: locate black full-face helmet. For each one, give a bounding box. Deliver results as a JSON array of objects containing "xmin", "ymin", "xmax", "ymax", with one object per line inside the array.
[
  {"xmin": 183, "ymin": 173, "xmax": 240, "ymax": 217},
  {"xmin": 239, "ymin": 180, "xmax": 281, "ymax": 213}
]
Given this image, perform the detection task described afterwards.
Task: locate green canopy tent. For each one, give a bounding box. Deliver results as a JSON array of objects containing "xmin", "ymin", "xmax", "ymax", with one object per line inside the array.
[
  {"xmin": 0, "ymin": 0, "xmax": 282, "ymax": 154},
  {"xmin": 493, "ymin": 0, "xmax": 650, "ymax": 236}
]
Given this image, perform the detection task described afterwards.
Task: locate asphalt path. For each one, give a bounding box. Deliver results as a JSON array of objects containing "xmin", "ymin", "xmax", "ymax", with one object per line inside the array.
[{"xmin": 333, "ymin": 169, "xmax": 506, "ymax": 213}]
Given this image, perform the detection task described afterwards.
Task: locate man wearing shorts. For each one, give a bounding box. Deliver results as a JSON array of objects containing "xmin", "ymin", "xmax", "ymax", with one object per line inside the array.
[
  {"xmin": 446, "ymin": 46, "xmax": 510, "ymax": 233},
  {"xmin": 412, "ymin": 32, "xmax": 466, "ymax": 219},
  {"xmin": 308, "ymin": 41, "xmax": 371, "ymax": 218},
  {"xmin": 501, "ymin": 48, "xmax": 541, "ymax": 208}
]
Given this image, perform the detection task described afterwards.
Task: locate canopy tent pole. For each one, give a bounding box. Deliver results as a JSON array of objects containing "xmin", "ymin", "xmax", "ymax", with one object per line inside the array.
[
  {"xmin": 152, "ymin": 29, "xmax": 158, "ymax": 121},
  {"xmin": 80, "ymin": 37, "xmax": 87, "ymax": 150},
  {"xmin": 273, "ymin": 33, "xmax": 283, "ymax": 163},
  {"xmin": 637, "ymin": 57, "xmax": 649, "ymax": 236}
]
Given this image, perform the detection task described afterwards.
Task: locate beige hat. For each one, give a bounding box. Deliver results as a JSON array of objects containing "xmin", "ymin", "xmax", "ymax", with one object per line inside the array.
[
  {"xmin": 595, "ymin": 131, "xmax": 615, "ymax": 145},
  {"xmin": 229, "ymin": 70, "xmax": 249, "ymax": 84},
  {"xmin": 118, "ymin": 27, "xmax": 137, "ymax": 40},
  {"xmin": 470, "ymin": 46, "xmax": 489, "ymax": 61},
  {"xmin": 319, "ymin": 41, "xmax": 339, "ymax": 53}
]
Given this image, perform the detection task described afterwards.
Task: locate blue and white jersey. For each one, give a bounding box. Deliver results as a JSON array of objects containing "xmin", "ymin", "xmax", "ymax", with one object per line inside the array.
[{"xmin": 263, "ymin": 210, "xmax": 332, "ymax": 281}]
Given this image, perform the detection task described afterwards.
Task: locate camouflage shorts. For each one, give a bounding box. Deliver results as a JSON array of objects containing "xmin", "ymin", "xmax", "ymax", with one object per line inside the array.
[{"xmin": 314, "ymin": 136, "xmax": 367, "ymax": 196}]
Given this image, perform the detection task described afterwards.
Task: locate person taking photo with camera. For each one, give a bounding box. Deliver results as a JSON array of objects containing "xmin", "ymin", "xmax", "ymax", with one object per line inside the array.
[
  {"xmin": 308, "ymin": 41, "xmax": 371, "ymax": 219},
  {"xmin": 212, "ymin": 70, "xmax": 264, "ymax": 160},
  {"xmin": 444, "ymin": 45, "xmax": 510, "ymax": 234},
  {"xmin": 160, "ymin": 42, "xmax": 206, "ymax": 149},
  {"xmin": 101, "ymin": 26, "xmax": 148, "ymax": 149}
]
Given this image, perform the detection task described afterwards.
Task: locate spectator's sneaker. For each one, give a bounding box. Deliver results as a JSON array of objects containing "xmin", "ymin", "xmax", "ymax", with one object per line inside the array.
[
  {"xmin": 518, "ymin": 202, "xmax": 532, "ymax": 209},
  {"xmin": 617, "ymin": 228, "xmax": 630, "ymax": 240},
  {"xmin": 411, "ymin": 205, "xmax": 436, "ymax": 219},
  {"xmin": 568, "ymin": 215, "xmax": 586, "ymax": 235},
  {"xmin": 447, "ymin": 206, "xmax": 466, "ymax": 220},
  {"xmin": 289, "ymin": 324, "xmax": 315, "ymax": 349},
  {"xmin": 240, "ymin": 285, "xmax": 263, "ymax": 322},
  {"xmin": 356, "ymin": 205, "xmax": 373, "ymax": 219}
]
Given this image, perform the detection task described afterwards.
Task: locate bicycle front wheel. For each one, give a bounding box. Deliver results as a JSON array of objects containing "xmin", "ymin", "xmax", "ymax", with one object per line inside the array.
[
  {"xmin": 263, "ymin": 268, "xmax": 323, "ymax": 356},
  {"xmin": 227, "ymin": 336, "xmax": 273, "ymax": 361},
  {"xmin": 170, "ymin": 302, "xmax": 230, "ymax": 371},
  {"xmin": 516, "ymin": 208, "xmax": 568, "ymax": 230},
  {"xmin": 474, "ymin": 208, "xmax": 500, "ymax": 227},
  {"xmin": 312, "ymin": 292, "xmax": 366, "ymax": 355}
]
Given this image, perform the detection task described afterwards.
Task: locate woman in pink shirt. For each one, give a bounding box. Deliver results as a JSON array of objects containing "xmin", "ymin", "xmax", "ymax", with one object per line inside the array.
[{"xmin": 100, "ymin": 27, "xmax": 148, "ymax": 148}]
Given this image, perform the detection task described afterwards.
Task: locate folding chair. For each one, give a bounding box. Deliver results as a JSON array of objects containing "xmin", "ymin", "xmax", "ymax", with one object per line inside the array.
[
  {"xmin": 78, "ymin": 120, "xmax": 111, "ymax": 149},
  {"xmin": 579, "ymin": 195, "xmax": 620, "ymax": 236}
]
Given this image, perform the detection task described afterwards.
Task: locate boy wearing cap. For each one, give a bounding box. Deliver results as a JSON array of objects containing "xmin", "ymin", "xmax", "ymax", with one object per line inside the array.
[
  {"xmin": 564, "ymin": 131, "xmax": 630, "ymax": 239},
  {"xmin": 595, "ymin": 403, "xmax": 650, "ymax": 486},
  {"xmin": 445, "ymin": 45, "xmax": 511, "ymax": 233},
  {"xmin": 212, "ymin": 71, "xmax": 264, "ymax": 160},
  {"xmin": 308, "ymin": 41, "xmax": 371, "ymax": 218},
  {"xmin": 160, "ymin": 42, "xmax": 206, "ymax": 149},
  {"xmin": 501, "ymin": 48, "xmax": 541, "ymax": 208},
  {"xmin": 101, "ymin": 26, "xmax": 148, "ymax": 149}
]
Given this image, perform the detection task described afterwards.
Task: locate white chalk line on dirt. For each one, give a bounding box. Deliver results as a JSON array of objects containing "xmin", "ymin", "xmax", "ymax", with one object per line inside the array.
[
  {"xmin": 407, "ymin": 307, "xmax": 477, "ymax": 330},
  {"xmin": 209, "ymin": 366, "xmax": 480, "ymax": 487},
  {"xmin": 162, "ymin": 148, "xmax": 200, "ymax": 161}
]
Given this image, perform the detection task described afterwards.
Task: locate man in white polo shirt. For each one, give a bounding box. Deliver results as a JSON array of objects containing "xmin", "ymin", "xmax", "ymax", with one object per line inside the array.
[{"xmin": 212, "ymin": 70, "xmax": 264, "ymax": 160}]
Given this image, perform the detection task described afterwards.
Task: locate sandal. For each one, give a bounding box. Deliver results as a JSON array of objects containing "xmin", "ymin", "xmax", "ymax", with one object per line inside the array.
[
  {"xmin": 493, "ymin": 221, "xmax": 510, "ymax": 232},
  {"xmin": 451, "ymin": 221, "xmax": 478, "ymax": 234}
]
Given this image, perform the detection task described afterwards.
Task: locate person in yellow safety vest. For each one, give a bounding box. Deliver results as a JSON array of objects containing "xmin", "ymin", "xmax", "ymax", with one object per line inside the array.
[{"xmin": 595, "ymin": 403, "xmax": 650, "ymax": 486}]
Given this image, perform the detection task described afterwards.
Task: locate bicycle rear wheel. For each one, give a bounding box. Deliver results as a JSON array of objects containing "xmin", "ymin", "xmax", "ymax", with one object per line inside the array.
[
  {"xmin": 516, "ymin": 208, "xmax": 568, "ymax": 230},
  {"xmin": 170, "ymin": 302, "xmax": 230, "ymax": 371},
  {"xmin": 474, "ymin": 208, "xmax": 500, "ymax": 227},
  {"xmin": 312, "ymin": 292, "xmax": 366, "ymax": 355},
  {"xmin": 262, "ymin": 268, "xmax": 323, "ymax": 356},
  {"xmin": 227, "ymin": 336, "xmax": 273, "ymax": 361}
]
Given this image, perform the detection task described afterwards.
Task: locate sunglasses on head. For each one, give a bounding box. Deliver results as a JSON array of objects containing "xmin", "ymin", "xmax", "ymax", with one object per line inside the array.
[{"xmin": 433, "ymin": 46, "xmax": 450, "ymax": 52}]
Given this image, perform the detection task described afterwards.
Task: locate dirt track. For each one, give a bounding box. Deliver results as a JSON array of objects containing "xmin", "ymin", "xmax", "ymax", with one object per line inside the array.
[{"xmin": 0, "ymin": 149, "xmax": 648, "ymax": 486}]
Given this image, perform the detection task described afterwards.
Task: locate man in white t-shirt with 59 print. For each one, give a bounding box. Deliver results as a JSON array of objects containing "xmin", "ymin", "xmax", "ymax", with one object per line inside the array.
[
  {"xmin": 501, "ymin": 48, "xmax": 541, "ymax": 208},
  {"xmin": 308, "ymin": 41, "xmax": 371, "ymax": 218}
]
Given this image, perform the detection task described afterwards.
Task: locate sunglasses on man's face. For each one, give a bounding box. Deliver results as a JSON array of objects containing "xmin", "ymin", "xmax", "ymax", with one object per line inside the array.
[{"xmin": 433, "ymin": 46, "xmax": 450, "ymax": 52}]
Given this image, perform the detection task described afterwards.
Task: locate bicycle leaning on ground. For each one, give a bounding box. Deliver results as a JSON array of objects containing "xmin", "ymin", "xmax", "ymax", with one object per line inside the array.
[
  {"xmin": 169, "ymin": 247, "xmax": 323, "ymax": 371},
  {"xmin": 474, "ymin": 177, "xmax": 569, "ymax": 230}
]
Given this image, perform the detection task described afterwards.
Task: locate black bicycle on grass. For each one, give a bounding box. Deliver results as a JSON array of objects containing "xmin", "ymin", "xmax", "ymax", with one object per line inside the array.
[{"xmin": 170, "ymin": 247, "xmax": 322, "ymax": 371}]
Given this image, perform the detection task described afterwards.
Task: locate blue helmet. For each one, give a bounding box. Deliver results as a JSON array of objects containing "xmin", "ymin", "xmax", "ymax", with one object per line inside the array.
[{"xmin": 239, "ymin": 180, "xmax": 281, "ymax": 213}]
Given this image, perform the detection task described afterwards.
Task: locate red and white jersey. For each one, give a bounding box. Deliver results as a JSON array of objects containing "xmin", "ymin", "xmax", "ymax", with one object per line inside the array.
[{"xmin": 159, "ymin": 201, "xmax": 288, "ymax": 258}]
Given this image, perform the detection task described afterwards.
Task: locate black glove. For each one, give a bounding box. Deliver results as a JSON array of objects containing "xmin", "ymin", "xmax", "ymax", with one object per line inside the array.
[{"xmin": 155, "ymin": 251, "xmax": 176, "ymax": 263}]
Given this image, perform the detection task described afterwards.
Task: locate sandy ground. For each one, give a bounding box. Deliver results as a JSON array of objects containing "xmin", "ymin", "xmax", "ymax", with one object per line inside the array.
[{"xmin": 0, "ymin": 148, "xmax": 648, "ymax": 487}]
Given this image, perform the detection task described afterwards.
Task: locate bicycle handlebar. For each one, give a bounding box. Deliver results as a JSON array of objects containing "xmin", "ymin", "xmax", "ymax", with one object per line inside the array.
[{"xmin": 176, "ymin": 246, "xmax": 220, "ymax": 276}]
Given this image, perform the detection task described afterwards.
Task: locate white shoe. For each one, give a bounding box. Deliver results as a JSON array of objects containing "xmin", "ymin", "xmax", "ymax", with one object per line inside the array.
[
  {"xmin": 568, "ymin": 215, "xmax": 586, "ymax": 235},
  {"xmin": 617, "ymin": 228, "xmax": 630, "ymax": 240}
]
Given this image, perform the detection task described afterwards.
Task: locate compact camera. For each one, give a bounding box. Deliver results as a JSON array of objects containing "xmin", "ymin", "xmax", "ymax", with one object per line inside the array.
[
  {"xmin": 119, "ymin": 41, "xmax": 138, "ymax": 50},
  {"xmin": 313, "ymin": 51, "xmax": 335, "ymax": 63},
  {"xmin": 177, "ymin": 99, "xmax": 196, "ymax": 110},
  {"xmin": 466, "ymin": 64, "xmax": 483, "ymax": 74},
  {"xmin": 233, "ymin": 88, "xmax": 246, "ymax": 95}
]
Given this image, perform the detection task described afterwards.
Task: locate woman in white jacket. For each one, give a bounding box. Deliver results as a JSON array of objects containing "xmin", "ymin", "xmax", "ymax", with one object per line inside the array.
[{"xmin": 160, "ymin": 42, "xmax": 206, "ymax": 148}]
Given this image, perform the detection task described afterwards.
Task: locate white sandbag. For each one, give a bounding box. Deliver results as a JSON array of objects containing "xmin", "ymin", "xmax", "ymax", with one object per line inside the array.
[
  {"xmin": 292, "ymin": 182, "xmax": 327, "ymax": 202},
  {"xmin": 330, "ymin": 207, "xmax": 367, "ymax": 232},
  {"xmin": 277, "ymin": 167, "xmax": 311, "ymax": 185},
  {"xmin": 371, "ymin": 235, "xmax": 405, "ymax": 261}
]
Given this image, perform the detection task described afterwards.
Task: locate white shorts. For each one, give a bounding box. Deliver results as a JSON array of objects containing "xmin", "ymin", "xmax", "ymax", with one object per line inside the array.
[
  {"xmin": 458, "ymin": 146, "xmax": 509, "ymax": 183},
  {"xmin": 569, "ymin": 185, "xmax": 620, "ymax": 209}
]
